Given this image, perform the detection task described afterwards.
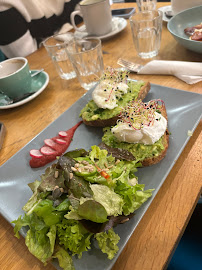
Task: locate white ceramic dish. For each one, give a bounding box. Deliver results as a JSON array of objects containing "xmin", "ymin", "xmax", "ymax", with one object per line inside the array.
[
  {"xmin": 158, "ymin": 5, "xmax": 172, "ymax": 22},
  {"xmin": 0, "ymin": 70, "xmax": 49, "ymax": 109},
  {"xmin": 74, "ymin": 17, "xmax": 127, "ymax": 40},
  {"xmin": 167, "ymin": 5, "xmax": 202, "ymax": 54}
]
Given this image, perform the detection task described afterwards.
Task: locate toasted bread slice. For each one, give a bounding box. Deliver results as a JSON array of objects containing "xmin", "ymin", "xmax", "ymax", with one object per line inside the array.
[
  {"xmin": 80, "ymin": 81, "xmax": 151, "ymax": 127},
  {"xmin": 141, "ymin": 129, "xmax": 169, "ymax": 166},
  {"xmin": 141, "ymin": 106, "xmax": 169, "ymax": 166},
  {"xmin": 102, "ymin": 102, "xmax": 169, "ymax": 167}
]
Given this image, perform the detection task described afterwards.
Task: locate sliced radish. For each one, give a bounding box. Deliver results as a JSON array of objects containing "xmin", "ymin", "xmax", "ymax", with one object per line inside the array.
[
  {"xmin": 55, "ymin": 138, "xmax": 67, "ymax": 145},
  {"xmin": 29, "ymin": 121, "xmax": 83, "ymax": 168},
  {"xmin": 40, "ymin": 146, "xmax": 56, "ymax": 156},
  {"xmin": 44, "ymin": 139, "xmax": 57, "ymax": 148},
  {"xmin": 59, "ymin": 131, "xmax": 67, "ymax": 137},
  {"xmin": 30, "ymin": 149, "xmax": 43, "ymax": 158}
]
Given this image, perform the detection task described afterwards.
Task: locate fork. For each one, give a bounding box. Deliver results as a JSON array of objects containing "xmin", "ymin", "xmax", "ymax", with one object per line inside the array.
[{"xmin": 117, "ymin": 58, "xmax": 143, "ymax": 73}]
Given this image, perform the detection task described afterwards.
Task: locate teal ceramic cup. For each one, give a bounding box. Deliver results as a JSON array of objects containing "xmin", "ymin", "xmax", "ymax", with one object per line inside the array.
[{"xmin": 0, "ymin": 57, "xmax": 32, "ymax": 99}]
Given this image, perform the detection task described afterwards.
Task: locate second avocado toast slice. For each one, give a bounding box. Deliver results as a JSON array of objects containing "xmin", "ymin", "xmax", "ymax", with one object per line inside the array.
[{"xmin": 102, "ymin": 99, "xmax": 169, "ymax": 166}]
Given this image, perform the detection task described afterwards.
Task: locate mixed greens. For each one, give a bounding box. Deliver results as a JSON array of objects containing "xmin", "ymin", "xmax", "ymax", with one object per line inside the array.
[{"xmin": 13, "ymin": 146, "xmax": 154, "ymax": 270}]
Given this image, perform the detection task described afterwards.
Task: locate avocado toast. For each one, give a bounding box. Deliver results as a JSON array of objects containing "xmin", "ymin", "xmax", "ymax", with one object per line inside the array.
[
  {"xmin": 102, "ymin": 99, "xmax": 169, "ymax": 166},
  {"xmin": 80, "ymin": 68, "xmax": 150, "ymax": 127}
]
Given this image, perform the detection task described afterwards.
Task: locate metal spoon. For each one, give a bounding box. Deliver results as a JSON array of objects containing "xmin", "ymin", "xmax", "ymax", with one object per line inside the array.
[
  {"xmin": 31, "ymin": 69, "xmax": 44, "ymax": 77},
  {"xmin": 165, "ymin": 10, "xmax": 173, "ymax": 18}
]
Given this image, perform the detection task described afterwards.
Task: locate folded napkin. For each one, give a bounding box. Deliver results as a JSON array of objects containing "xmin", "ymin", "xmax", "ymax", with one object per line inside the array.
[
  {"xmin": 58, "ymin": 23, "xmax": 73, "ymax": 34},
  {"xmin": 137, "ymin": 60, "xmax": 202, "ymax": 84}
]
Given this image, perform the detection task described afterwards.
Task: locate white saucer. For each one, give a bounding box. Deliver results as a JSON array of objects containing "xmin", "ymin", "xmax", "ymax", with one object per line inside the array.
[
  {"xmin": 158, "ymin": 5, "xmax": 172, "ymax": 23},
  {"xmin": 74, "ymin": 17, "xmax": 127, "ymax": 40},
  {"xmin": 0, "ymin": 70, "xmax": 49, "ymax": 109}
]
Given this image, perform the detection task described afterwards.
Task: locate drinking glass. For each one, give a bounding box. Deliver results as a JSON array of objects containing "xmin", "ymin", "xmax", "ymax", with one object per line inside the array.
[
  {"xmin": 136, "ymin": 0, "xmax": 157, "ymax": 12},
  {"xmin": 43, "ymin": 33, "xmax": 76, "ymax": 80},
  {"xmin": 67, "ymin": 38, "xmax": 104, "ymax": 90},
  {"xmin": 130, "ymin": 10, "xmax": 163, "ymax": 59}
]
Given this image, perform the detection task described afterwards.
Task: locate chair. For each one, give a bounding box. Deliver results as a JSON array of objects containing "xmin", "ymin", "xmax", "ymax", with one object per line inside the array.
[{"xmin": 167, "ymin": 198, "xmax": 202, "ymax": 270}]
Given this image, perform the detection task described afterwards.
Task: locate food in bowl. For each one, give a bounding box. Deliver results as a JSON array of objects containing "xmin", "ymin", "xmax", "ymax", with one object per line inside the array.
[
  {"xmin": 167, "ymin": 5, "xmax": 202, "ymax": 53},
  {"xmin": 184, "ymin": 22, "xmax": 202, "ymax": 41}
]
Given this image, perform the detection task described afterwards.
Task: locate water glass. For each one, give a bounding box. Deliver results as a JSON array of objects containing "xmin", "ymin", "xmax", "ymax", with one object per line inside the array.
[
  {"xmin": 136, "ymin": 0, "xmax": 157, "ymax": 11},
  {"xmin": 130, "ymin": 10, "xmax": 163, "ymax": 59},
  {"xmin": 67, "ymin": 38, "xmax": 104, "ymax": 90},
  {"xmin": 43, "ymin": 33, "xmax": 76, "ymax": 80}
]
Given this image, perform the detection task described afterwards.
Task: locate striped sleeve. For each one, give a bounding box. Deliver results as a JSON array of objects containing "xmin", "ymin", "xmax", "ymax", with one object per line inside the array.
[
  {"xmin": 0, "ymin": 31, "xmax": 37, "ymax": 58},
  {"xmin": 0, "ymin": 6, "xmax": 37, "ymax": 57},
  {"xmin": 0, "ymin": 7, "xmax": 28, "ymax": 45},
  {"xmin": 0, "ymin": 0, "xmax": 82, "ymax": 58}
]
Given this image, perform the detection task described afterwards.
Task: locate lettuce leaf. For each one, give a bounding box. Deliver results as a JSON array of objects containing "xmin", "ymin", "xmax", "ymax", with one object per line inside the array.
[
  {"xmin": 22, "ymin": 180, "xmax": 41, "ymax": 213},
  {"xmin": 115, "ymin": 181, "xmax": 154, "ymax": 216},
  {"xmin": 53, "ymin": 247, "xmax": 75, "ymax": 270},
  {"xmin": 13, "ymin": 212, "xmax": 56, "ymax": 263},
  {"xmin": 25, "ymin": 225, "xmax": 56, "ymax": 264},
  {"xmin": 28, "ymin": 179, "xmax": 41, "ymax": 193},
  {"xmin": 12, "ymin": 214, "xmax": 32, "ymax": 239},
  {"xmin": 33, "ymin": 199, "xmax": 64, "ymax": 226},
  {"xmin": 66, "ymin": 184, "xmax": 123, "ymax": 221},
  {"xmin": 95, "ymin": 228, "xmax": 120, "ymax": 260},
  {"xmin": 64, "ymin": 206, "xmax": 82, "ymax": 221},
  {"xmin": 57, "ymin": 219, "xmax": 93, "ymax": 258},
  {"xmin": 78, "ymin": 200, "xmax": 108, "ymax": 223},
  {"xmin": 89, "ymin": 184, "xmax": 124, "ymax": 216},
  {"xmin": 88, "ymin": 145, "xmax": 139, "ymax": 187},
  {"xmin": 12, "ymin": 213, "xmax": 47, "ymax": 238},
  {"xmin": 55, "ymin": 198, "xmax": 71, "ymax": 212},
  {"xmin": 110, "ymin": 160, "xmax": 138, "ymax": 185},
  {"xmin": 39, "ymin": 165, "xmax": 64, "ymax": 192},
  {"xmin": 89, "ymin": 145, "xmax": 111, "ymax": 168}
]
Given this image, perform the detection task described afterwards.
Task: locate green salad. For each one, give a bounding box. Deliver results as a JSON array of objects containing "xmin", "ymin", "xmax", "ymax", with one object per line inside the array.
[{"xmin": 12, "ymin": 146, "xmax": 154, "ymax": 270}]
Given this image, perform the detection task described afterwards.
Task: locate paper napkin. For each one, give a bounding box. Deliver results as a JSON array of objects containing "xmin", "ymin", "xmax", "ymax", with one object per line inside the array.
[{"xmin": 137, "ymin": 60, "xmax": 202, "ymax": 84}]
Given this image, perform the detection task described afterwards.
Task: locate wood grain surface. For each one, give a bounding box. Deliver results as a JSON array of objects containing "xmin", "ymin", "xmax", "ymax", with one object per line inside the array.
[{"xmin": 0, "ymin": 2, "xmax": 201, "ymax": 270}]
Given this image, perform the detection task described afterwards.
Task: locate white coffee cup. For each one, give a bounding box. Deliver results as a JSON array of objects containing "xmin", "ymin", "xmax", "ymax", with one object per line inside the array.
[
  {"xmin": 70, "ymin": 0, "xmax": 112, "ymax": 36},
  {"xmin": 171, "ymin": 0, "xmax": 202, "ymax": 16}
]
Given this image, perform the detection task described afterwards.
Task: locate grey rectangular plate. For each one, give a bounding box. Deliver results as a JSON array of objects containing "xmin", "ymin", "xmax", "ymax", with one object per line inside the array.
[{"xmin": 0, "ymin": 84, "xmax": 202, "ymax": 270}]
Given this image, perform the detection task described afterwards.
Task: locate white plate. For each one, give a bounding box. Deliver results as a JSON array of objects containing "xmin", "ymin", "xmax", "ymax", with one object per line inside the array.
[
  {"xmin": 158, "ymin": 5, "xmax": 172, "ymax": 23},
  {"xmin": 74, "ymin": 17, "xmax": 127, "ymax": 40},
  {"xmin": 0, "ymin": 70, "xmax": 49, "ymax": 109}
]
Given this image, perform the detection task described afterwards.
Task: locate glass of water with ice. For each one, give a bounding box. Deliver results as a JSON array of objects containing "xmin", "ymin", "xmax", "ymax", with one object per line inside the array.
[
  {"xmin": 130, "ymin": 10, "xmax": 163, "ymax": 59},
  {"xmin": 67, "ymin": 38, "xmax": 104, "ymax": 90},
  {"xmin": 136, "ymin": 0, "xmax": 157, "ymax": 12},
  {"xmin": 43, "ymin": 33, "xmax": 76, "ymax": 80}
]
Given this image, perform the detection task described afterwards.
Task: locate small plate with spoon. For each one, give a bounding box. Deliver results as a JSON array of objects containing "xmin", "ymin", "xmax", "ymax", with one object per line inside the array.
[{"xmin": 158, "ymin": 5, "xmax": 173, "ymax": 23}]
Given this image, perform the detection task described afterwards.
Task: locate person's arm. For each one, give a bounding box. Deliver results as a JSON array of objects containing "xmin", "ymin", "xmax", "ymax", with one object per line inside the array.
[
  {"xmin": 0, "ymin": 0, "xmax": 82, "ymax": 58},
  {"xmin": 0, "ymin": 6, "xmax": 37, "ymax": 58}
]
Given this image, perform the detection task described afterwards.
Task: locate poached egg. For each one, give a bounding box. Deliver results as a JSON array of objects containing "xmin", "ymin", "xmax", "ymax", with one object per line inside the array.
[{"xmin": 111, "ymin": 100, "xmax": 167, "ymax": 145}]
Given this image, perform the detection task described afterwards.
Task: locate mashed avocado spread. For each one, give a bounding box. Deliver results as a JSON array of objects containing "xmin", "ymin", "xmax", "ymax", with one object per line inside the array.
[
  {"xmin": 102, "ymin": 127, "xmax": 165, "ymax": 162},
  {"xmin": 80, "ymin": 80, "xmax": 145, "ymax": 121}
]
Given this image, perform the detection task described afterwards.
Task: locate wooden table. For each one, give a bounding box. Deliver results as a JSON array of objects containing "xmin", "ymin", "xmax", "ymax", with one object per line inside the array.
[{"xmin": 0, "ymin": 2, "xmax": 201, "ymax": 270}]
